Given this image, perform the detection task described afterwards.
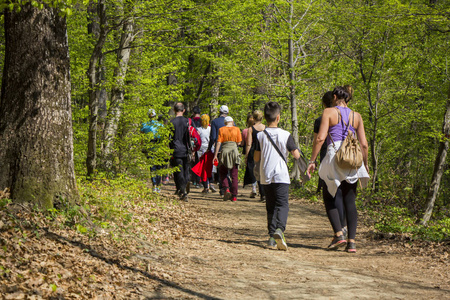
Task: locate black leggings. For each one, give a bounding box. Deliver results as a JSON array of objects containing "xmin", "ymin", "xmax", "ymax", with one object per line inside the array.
[{"xmin": 323, "ymin": 181, "xmax": 357, "ymax": 240}]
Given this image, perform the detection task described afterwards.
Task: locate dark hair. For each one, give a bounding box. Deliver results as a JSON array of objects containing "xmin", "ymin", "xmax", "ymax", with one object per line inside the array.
[
  {"xmin": 264, "ymin": 101, "xmax": 281, "ymax": 123},
  {"xmin": 322, "ymin": 91, "xmax": 333, "ymax": 108},
  {"xmin": 332, "ymin": 86, "xmax": 349, "ymax": 102},
  {"xmin": 192, "ymin": 106, "xmax": 201, "ymax": 114},
  {"xmin": 344, "ymin": 85, "xmax": 353, "ymax": 103},
  {"xmin": 173, "ymin": 102, "xmax": 184, "ymax": 112}
]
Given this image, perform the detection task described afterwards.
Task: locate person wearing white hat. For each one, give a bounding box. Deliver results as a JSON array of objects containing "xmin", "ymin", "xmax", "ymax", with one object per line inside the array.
[
  {"xmin": 208, "ymin": 105, "xmax": 231, "ymax": 194},
  {"xmin": 213, "ymin": 115, "xmax": 242, "ymax": 202}
]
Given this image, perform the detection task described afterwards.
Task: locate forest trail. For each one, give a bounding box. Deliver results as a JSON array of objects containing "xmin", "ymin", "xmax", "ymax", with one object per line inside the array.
[{"xmin": 143, "ymin": 183, "xmax": 450, "ymax": 299}]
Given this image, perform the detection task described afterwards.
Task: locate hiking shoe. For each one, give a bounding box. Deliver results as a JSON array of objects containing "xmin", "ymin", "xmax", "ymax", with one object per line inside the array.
[
  {"xmin": 345, "ymin": 242, "xmax": 356, "ymax": 253},
  {"xmin": 342, "ymin": 227, "xmax": 348, "ymax": 240},
  {"xmin": 268, "ymin": 237, "xmax": 277, "ymax": 248},
  {"xmin": 223, "ymin": 189, "xmax": 232, "ymax": 201},
  {"xmin": 273, "ymin": 228, "xmax": 288, "ymax": 251},
  {"xmin": 180, "ymin": 193, "xmax": 188, "ymax": 202},
  {"xmin": 327, "ymin": 235, "xmax": 346, "ymax": 250},
  {"xmin": 209, "ymin": 185, "xmax": 217, "ymax": 193},
  {"xmin": 186, "ymin": 182, "xmax": 191, "ymax": 194},
  {"xmin": 231, "ymin": 196, "xmax": 237, "ymax": 202},
  {"xmin": 250, "ymin": 191, "xmax": 257, "ymax": 198},
  {"xmin": 201, "ymin": 188, "xmax": 210, "ymax": 194}
]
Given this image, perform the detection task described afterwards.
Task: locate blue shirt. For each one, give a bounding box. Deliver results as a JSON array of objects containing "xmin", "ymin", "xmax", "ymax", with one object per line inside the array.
[
  {"xmin": 141, "ymin": 120, "xmax": 162, "ymax": 139},
  {"xmin": 209, "ymin": 116, "xmax": 225, "ymax": 149}
]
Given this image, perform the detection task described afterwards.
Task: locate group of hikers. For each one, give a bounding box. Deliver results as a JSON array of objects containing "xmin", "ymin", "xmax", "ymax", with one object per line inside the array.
[{"xmin": 142, "ymin": 85, "xmax": 370, "ymax": 253}]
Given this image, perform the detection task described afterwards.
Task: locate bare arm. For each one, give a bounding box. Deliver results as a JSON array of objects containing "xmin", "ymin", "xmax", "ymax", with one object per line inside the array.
[
  {"xmin": 291, "ymin": 149, "xmax": 300, "ymax": 160},
  {"xmin": 254, "ymin": 150, "xmax": 260, "ymax": 162},
  {"xmin": 214, "ymin": 141, "xmax": 222, "ymax": 161},
  {"xmin": 245, "ymin": 127, "xmax": 253, "ymax": 156}
]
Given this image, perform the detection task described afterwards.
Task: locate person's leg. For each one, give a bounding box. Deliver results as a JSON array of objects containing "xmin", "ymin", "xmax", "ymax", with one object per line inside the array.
[
  {"xmin": 323, "ymin": 184, "xmax": 343, "ymax": 234},
  {"xmin": 170, "ymin": 158, "xmax": 181, "ymax": 193},
  {"xmin": 177, "ymin": 157, "xmax": 187, "ymax": 195},
  {"xmin": 154, "ymin": 165, "xmax": 162, "ymax": 187},
  {"xmin": 264, "ymin": 184, "xmax": 277, "ymax": 236},
  {"xmin": 274, "ymin": 183, "xmax": 290, "ymax": 232},
  {"xmin": 219, "ymin": 165, "xmax": 230, "ymax": 192},
  {"xmin": 182, "ymin": 157, "xmax": 190, "ymax": 194},
  {"xmin": 230, "ymin": 165, "xmax": 239, "ymax": 197},
  {"xmin": 341, "ymin": 181, "xmax": 358, "ymax": 241},
  {"xmin": 258, "ymin": 181, "xmax": 265, "ymax": 201},
  {"xmin": 151, "ymin": 165, "xmax": 157, "ymax": 187}
]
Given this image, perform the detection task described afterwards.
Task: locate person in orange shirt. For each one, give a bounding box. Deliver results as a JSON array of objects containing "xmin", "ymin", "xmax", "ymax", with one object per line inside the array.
[{"xmin": 213, "ymin": 116, "xmax": 242, "ymax": 201}]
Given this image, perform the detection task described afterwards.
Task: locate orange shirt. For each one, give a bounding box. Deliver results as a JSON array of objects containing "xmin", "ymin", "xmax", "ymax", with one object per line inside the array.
[{"xmin": 218, "ymin": 126, "xmax": 242, "ymax": 144}]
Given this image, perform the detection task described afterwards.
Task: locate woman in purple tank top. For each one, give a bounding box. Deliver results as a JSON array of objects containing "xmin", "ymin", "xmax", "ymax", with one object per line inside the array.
[{"xmin": 307, "ymin": 86, "xmax": 370, "ymax": 253}]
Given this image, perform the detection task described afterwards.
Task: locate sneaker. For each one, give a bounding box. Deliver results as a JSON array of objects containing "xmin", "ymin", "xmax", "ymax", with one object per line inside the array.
[
  {"xmin": 186, "ymin": 182, "xmax": 191, "ymax": 194},
  {"xmin": 223, "ymin": 189, "xmax": 232, "ymax": 201},
  {"xmin": 153, "ymin": 187, "xmax": 158, "ymax": 193},
  {"xmin": 273, "ymin": 228, "xmax": 288, "ymax": 251},
  {"xmin": 250, "ymin": 191, "xmax": 257, "ymax": 198},
  {"xmin": 209, "ymin": 185, "xmax": 217, "ymax": 193},
  {"xmin": 231, "ymin": 196, "xmax": 237, "ymax": 202},
  {"xmin": 267, "ymin": 237, "xmax": 277, "ymax": 248},
  {"xmin": 201, "ymin": 188, "xmax": 210, "ymax": 194},
  {"xmin": 180, "ymin": 193, "xmax": 188, "ymax": 202},
  {"xmin": 327, "ymin": 235, "xmax": 346, "ymax": 250},
  {"xmin": 259, "ymin": 196, "xmax": 266, "ymax": 203},
  {"xmin": 345, "ymin": 242, "xmax": 356, "ymax": 253}
]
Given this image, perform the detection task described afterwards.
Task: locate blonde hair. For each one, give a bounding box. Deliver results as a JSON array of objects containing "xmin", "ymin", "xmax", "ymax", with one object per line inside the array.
[
  {"xmin": 252, "ymin": 110, "xmax": 263, "ymax": 122},
  {"xmin": 201, "ymin": 114, "xmax": 210, "ymax": 128}
]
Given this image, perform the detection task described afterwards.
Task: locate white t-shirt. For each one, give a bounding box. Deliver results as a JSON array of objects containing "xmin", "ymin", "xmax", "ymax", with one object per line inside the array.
[
  {"xmin": 197, "ymin": 126, "xmax": 211, "ymax": 156},
  {"xmin": 256, "ymin": 127, "xmax": 297, "ymax": 185}
]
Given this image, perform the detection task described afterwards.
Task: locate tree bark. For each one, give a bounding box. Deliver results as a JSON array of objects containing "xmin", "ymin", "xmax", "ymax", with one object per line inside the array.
[
  {"xmin": 0, "ymin": 4, "xmax": 78, "ymax": 208},
  {"xmin": 101, "ymin": 16, "xmax": 135, "ymax": 170},
  {"xmin": 86, "ymin": 0, "xmax": 107, "ymax": 177},
  {"xmin": 288, "ymin": 36, "xmax": 301, "ymax": 181},
  {"xmin": 421, "ymin": 82, "xmax": 450, "ymax": 225}
]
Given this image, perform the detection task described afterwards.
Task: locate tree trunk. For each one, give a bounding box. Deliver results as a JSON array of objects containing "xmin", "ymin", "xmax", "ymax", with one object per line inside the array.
[
  {"xmin": 288, "ymin": 35, "xmax": 301, "ymax": 181},
  {"xmin": 86, "ymin": 0, "xmax": 107, "ymax": 177},
  {"xmin": 0, "ymin": 4, "xmax": 78, "ymax": 208},
  {"xmin": 371, "ymin": 107, "xmax": 379, "ymax": 192},
  {"xmin": 101, "ymin": 17, "xmax": 134, "ymax": 170},
  {"xmin": 421, "ymin": 83, "xmax": 450, "ymax": 225}
]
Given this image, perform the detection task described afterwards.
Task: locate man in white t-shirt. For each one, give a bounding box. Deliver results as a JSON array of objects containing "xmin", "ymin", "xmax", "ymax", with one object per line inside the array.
[{"xmin": 254, "ymin": 101, "xmax": 301, "ymax": 251}]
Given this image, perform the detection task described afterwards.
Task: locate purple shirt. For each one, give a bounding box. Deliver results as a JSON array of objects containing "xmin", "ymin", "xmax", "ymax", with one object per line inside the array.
[{"xmin": 327, "ymin": 106, "xmax": 356, "ymax": 145}]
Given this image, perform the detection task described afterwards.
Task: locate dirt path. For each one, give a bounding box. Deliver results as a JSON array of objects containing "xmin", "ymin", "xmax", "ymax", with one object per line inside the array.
[{"xmin": 139, "ymin": 183, "xmax": 450, "ymax": 299}]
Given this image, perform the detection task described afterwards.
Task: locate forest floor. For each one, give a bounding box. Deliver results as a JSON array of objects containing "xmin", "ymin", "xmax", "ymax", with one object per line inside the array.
[{"xmin": 0, "ymin": 181, "xmax": 449, "ymax": 299}]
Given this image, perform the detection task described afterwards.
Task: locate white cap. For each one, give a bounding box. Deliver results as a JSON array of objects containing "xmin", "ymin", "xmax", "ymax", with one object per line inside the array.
[
  {"xmin": 219, "ymin": 105, "xmax": 229, "ymax": 113},
  {"xmin": 224, "ymin": 116, "xmax": 233, "ymax": 123},
  {"xmin": 147, "ymin": 109, "xmax": 156, "ymax": 117}
]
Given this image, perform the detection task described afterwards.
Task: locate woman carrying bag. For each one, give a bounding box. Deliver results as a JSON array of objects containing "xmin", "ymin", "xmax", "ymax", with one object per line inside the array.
[{"xmin": 307, "ymin": 86, "xmax": 370, "ymax": 253}]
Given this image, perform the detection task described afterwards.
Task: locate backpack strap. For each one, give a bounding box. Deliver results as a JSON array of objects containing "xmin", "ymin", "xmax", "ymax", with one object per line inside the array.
[{"xmin": 263, "ymin": 129, "xmax": 287, "ymax": 166}]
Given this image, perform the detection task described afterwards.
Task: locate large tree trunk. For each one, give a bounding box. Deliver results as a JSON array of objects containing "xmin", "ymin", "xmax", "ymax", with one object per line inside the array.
[
  {"xmin": 421, "ymin": 83, "xmax": 450, "ymax": 225},
  {"xmin": 101, "ymin": 17, "xmax": 134, "ymax": 170},
  {"xmin": 86, "ymin": 0, "xmax": 107, "ymax": 177},
  {"xmin": 288, "ymin": 35, "xmax": 301, "ymax": 181},
  {"xmin": 0, "ymin": 4, "xmax": 78, "ymax": 208}
]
